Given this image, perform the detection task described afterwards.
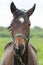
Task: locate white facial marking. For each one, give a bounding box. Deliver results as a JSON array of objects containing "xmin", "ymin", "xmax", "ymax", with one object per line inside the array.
[{"xmin": 19, "ymin": 17, "xmax": 24, "ymax": 23}]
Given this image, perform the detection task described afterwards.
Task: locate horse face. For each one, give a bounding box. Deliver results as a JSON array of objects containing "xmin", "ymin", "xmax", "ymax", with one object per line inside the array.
[
  {"xmin": 11, "ymin": 13, "xmax": 30, "ymax": 56},
  {"xmin": 8, "ymin": 2, "xmax": 36, "ymax": 56}
]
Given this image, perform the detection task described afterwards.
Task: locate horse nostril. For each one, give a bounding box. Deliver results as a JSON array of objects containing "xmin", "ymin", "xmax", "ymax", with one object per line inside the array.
[
  {"xmin": 14, "ymin": 44, "xmax": 19, "ymax": 51},
  {"xmin": 14, "ymin": 45, "xmax": 19, "ymax": 54},
  {"xmin": 19, "ymin": 44, "xmax": 24, "ymax": 49}
]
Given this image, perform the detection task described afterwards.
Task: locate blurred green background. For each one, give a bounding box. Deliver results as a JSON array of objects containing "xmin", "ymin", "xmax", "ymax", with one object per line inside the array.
[{"xmin": 0, "ymin": 26, "xmax": 43, "ymax": 65}]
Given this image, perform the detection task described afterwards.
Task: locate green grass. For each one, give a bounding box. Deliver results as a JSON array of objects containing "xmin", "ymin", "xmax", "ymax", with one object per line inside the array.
[
  {"xmin": 0, "ymin": 37, "xmax": 11, "ymax": 61},
  {"xmin": 0, "ymin": 37, "xmax": 43, "ymax": 65}
]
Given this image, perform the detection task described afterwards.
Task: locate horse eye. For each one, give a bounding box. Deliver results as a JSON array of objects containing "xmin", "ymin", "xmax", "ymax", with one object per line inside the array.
[
  {"xmin": 29, "ymin": 24, "xmax": 31, "ymax": 26},
  {"xmin": 28, "ymin": 24, "xmax": 31, "ymax": 26}
]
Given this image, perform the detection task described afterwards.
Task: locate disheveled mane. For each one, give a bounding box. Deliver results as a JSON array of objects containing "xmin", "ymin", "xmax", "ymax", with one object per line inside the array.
[{"xmin": 14, "ymin": 10, "xmax": 26, "ymax": 19}]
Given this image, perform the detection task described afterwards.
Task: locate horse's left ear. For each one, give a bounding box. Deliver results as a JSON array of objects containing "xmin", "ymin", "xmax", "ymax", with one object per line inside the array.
[{"xmin": 26, "ymin": 4, "xmax": 36, "ymax": 17}]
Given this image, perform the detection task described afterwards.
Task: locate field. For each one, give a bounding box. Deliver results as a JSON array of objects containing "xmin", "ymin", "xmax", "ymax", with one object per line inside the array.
[{"xmin": 0, "ymin": 26, "xmax": 43, "ymax": 65}]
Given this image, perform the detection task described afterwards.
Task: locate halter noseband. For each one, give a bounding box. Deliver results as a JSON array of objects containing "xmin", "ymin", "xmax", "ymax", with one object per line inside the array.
[{"xmin": 13, "ymin": 33, "xmax": 30, "ymax": 42}]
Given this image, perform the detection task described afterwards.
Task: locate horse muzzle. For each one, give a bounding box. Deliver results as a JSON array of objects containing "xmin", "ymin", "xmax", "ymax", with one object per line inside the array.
[
  {"xmin": 13, "ymin": 33, "xmax": 29, "ymax": 56},
  {"xmin": 14, "ymin": 43, "xmax": 25, "ymax": 56}
]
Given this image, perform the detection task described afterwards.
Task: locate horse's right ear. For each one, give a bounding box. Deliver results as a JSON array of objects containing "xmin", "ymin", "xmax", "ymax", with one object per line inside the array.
[
  {"xmin": 26, "ymin": 4, "xmax": 36, "ymax": 17},
  {"xmin": 10, "ymin": 2, "xmax": 17, "ymax": 13}
]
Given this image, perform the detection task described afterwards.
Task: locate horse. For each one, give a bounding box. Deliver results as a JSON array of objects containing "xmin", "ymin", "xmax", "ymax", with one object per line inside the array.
[{"xmin": 2, "ymin": 2, "xmax": 38, "ymax": 65}]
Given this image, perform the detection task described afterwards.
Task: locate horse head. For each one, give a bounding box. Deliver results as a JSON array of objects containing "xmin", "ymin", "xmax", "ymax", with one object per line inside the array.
[{"xmin": 8, "ymin": 2, "xmax": 36, "ymax": 56}]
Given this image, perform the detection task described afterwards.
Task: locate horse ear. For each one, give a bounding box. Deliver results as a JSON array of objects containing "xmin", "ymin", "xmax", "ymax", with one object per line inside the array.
[
  {"xmin": 26, "ymin": 4, "xmax": 36, "ymax": 17},
  {"xmin": 10, "ymin": 2, "xmax": 17, "ymax": 13}
]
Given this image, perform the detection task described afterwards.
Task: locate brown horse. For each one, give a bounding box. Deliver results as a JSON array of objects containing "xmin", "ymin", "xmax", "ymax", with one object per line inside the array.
[{"xmin": 2, "ymin": 2, "xmax": 38, "ymax": 65}]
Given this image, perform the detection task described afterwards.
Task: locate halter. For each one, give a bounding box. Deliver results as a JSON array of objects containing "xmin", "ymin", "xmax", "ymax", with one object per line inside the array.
[{"xmin": 12, "ymin": 33, "xmax": 30, "ymax": 42}]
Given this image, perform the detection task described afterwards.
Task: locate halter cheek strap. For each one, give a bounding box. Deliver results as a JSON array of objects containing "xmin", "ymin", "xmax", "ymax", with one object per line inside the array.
[{"xmin": 13, "ymin": 33, "xmax": 30, "ymax": 42}]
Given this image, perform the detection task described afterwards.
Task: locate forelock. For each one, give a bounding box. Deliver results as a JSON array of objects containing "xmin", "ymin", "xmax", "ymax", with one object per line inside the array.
[{"xmin": 13, "ymin": 10, "xmax": 25, "ymax": 19}]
